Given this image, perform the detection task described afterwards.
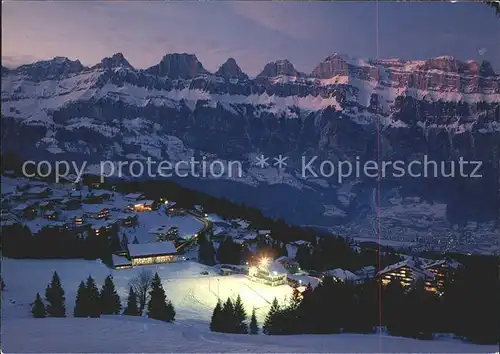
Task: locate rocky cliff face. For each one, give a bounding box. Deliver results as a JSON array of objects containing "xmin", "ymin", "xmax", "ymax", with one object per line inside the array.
[
  {"xmin": 144, "ymin": 53, "xmax": 208, "ymax": 79},
  {"xmin": 2, "ymin": 53, "xmax": 499, "ymax": 251},
  {"xmin": 215, "ymin": 58, "xmax": 248, "ymax": 80},
  {"xmin": 257, "ymin": 59, "xmax": 305, "ymax": 78}
]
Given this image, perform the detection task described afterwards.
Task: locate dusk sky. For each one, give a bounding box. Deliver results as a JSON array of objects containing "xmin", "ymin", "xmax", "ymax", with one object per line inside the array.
[{"xmin": 2, "ymin": 1, "xmax": 500, "ymax": 75}]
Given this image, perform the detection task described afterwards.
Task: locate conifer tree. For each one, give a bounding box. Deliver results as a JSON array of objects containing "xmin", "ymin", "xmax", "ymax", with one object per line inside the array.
[
  {"xmin": 198, "ymin": 233, "xmax": 216, "ymax": 266},
  {"xmin": 100, "ymin": 275, "xmax": 122, "ymax": 315},
  {"xmin": 133, "ymin": 236, "xmax": 139, "ymax": 244},
  {"xmin": 210, "ymin": 300, "xmax": 223, "ymax": 332},
  {"xmin": 146, "ymin": 273, "xmax": 175, "ymax": 322},
  {"xmin": 263, "ymin": 297, "xmax": 280, "ymax": 334},
  {"xmin": 85, "ymin": 275, "xmax": 101, "ymax": 318},
  {"xmin": 123, "ymin": 286, "xmax": 140, "ymax": 316},
  {"xmin": 108, "ymin": 229, "xmax": 121, "ymax": 253},
  {"xmin": 31, "ymin": 292, "xmax": 46, "ymax": 318},
  {"xmin": 249, "ymin": 307, "xmax": 259, "ymax": 334},
  {"xmin": 221, "ymin": 297, "xmax": 235, "ymax": 333},
  {"xmin": 383, "ymin": 279, "xmax": 406, "ymax": 336},
  {"xmin": 120, "ymin": 233, "xmax": 129, "ymax": 251},
  {"xmin": 45, "ymin": 271, "xmax": 66, "ymax": 317},
  {"xmin": 289, "ymin": 287, "xmax": 302, "ymax": 310},
  {"xmin": 233, "ymin": 294, "xmax": 248, "ymax": 334},
  {"xmin": 74, "ymin": 281, "xmax": 89, "ymax": 317}
]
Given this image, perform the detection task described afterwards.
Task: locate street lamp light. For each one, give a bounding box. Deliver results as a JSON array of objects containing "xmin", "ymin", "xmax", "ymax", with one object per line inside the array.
[{"xmin": 260, "ymin": 257, "xmax": 269, "ymax": 268}]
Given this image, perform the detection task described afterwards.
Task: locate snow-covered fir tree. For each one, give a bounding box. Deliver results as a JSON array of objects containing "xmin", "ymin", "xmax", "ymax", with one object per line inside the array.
[
  {"xmin": 100, "ymin": 275, "xmax": 121, "ymax": 315},
  {"xmin": 146, "ymin": 273, "xmax": 175, "ymax": 322},
  {"xmin": 31, "ymin": 292, "xmax": 46, "ymax": 318},
  {"xmin": 123, "ymin": 286, "xmax": 140, "ymax": 316},
  {"xmin": 44, "ymin": 271, "xmax": 66, "ymax": 317}
]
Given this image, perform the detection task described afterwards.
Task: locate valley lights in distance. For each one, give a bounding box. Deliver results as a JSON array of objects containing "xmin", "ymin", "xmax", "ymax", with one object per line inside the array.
[{"xmin": 21, "ymin": 155, "xmax": 484, "ymax": 183}]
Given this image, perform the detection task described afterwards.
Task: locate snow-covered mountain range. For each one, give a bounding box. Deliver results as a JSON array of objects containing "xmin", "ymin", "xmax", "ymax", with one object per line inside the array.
[{"xmin": 2, "ymin": 53, "xmax": 499, "ymax": 251}]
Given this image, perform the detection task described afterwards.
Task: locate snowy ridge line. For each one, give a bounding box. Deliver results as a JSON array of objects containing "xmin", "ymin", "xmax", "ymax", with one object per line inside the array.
[{"xmin": 2, "ymin": 65, "xmax": 499, "ymax": 124}]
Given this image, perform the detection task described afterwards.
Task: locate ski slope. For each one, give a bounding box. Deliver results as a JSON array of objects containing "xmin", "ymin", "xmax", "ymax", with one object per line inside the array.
[
  {"xmin": 2, "ymin": 258, "xmax": 498, "ymax": 353},
  {"xmin": 3, "ymin": 316, "xmax": 497, "ymax": 353},
  {"xmin": 1, "ymin": 258, "xmax": 292, "ymax": 323}
]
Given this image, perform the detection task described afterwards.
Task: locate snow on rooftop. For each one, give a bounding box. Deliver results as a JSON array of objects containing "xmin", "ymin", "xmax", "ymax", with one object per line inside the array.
[
  {"xmin": 24, "ymin": 219, "xmax": 66, "ymax": 234},
  {"xmin": 234, "ymin": 219, "xmax": 250, "ymax": 228},
  {"xmin": 111, "ymin": 212, "xmax": 136, "ymax": 220},
  {"xmin": 423, "ymin": 259, "xmax": 462, "ymax": 270},
  {"xmin": 13, "ymin": 203, "xmax": 32, "ymax": 211},
  {"xmin": 275, "ymin": 256, "xmax": 296, "ymax": 263},
  {"xmin": 127, "ymin": 241, "xmax": 177, "ymax": 257},
  {"xmin": 112, "ymin": 254, "xmax": 132, "ymax": 267},
  {"xmin": 165, "ymin": 201, "xmax": 177, "ymax": 208},
  {"xmin": 378, "ymin": 259, "xmax": 435, "ymax": 279},
  {"xmin": 288, "ymin": 274, "xmax": 321, "ymax": 288},
  {"xmin": 324, "ymin": 268, "xmax": 360, "ymax": 282},
  {"xmin": 124, "ymin": 192, "xmax": 145, "ymax": 200},
  {"xmin": 243, "ymin": 232, "xmax": 258, "ymax": 240},
  {"xmin": 124, "ymin": 211, "xmax": 204, "ymax": 242},
  {"xmin": 258, "ymin": 229, "xmax": 271, "ymax": 235},
  {"xmin": 26, "ymin": 186, "xmax": 49, "ymax": 194},
  {"xmin": 88, "ymin": 219, "xmax": 116, "ymax": 230},
  {"xmin": 148, "ymin": 225, "xmax": 176, "ymax": 234},
  {"xmin": 82, "ymin": 204, "xmax": 108, "ymax": 214},
  {"xmin": 268, "ymin": 260, "xmax": 288, "ymax": 275},
  {"xmin": 91, "ymin": 190, "xmax": 112, "ymax": 196},
  {"xmin": 293, "ymin": 240, "xmax": 310, "ymax": 246}
]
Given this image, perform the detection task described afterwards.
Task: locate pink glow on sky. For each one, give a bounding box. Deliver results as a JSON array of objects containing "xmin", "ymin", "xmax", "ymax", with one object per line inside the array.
[{"xmin": 2, "ymin": 1, "xmax": 499, "ymax": 74}]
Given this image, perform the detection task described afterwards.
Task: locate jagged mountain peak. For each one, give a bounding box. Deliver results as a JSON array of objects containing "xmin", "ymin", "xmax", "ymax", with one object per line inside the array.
[
  {"xmin": 18, "ymin": 56, "xmax": 83, "ymax": 68},
  {"xmin": 256, "ymin": 59, "xmax": 305, "ymax": 78},
  {"xmin": 418, "ymin": 56, "xmax": 497, "ymax": 77},
  {"xmin": 145, "ymin": 53, "xmax": 210, "ymax": 79},
  {"xmin": 311, "ymin": 54, "xmax": 351, "ymax": 79},
  {"xmin": 15, "ymin": 56, "xmax": 86, "ymax": 80},
  {"xmin": 95, "ymin": 52, "xmax": 134, "ymax": 70},
  {"xmin": 215, "ymin": 58, "xmax": 248, "ymax": 80},
  {"xmin": 323, "ymin": 53, "xmax": 348, "ymax": 61}
]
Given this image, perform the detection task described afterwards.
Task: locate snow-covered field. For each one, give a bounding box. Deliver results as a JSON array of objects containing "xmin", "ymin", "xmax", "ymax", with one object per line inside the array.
[
  {"xmin": 2, "ymin": 258, "xmax": 292, "ymax": 324},
  {"xmin": 3, "ymin": 258, "xmax": 498, "ymax": 353},
  {"xmin": 126, "ymin": 210, "xmax": 205, "ymax": 242},
  {"xmin": 3, "ymin": 316, "xmax": 497, "ymax": 353}
]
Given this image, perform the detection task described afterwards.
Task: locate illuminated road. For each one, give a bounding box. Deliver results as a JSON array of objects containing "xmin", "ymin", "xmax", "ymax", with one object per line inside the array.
[{"xmin": 175, "ymin": 208, "xmax": 212, "ymax": 253}]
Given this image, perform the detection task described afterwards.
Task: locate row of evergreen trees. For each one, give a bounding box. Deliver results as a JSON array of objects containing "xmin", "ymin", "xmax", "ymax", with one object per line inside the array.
[
  {"xmin": 1, "ymin": 223, "xmax": 120, "ymax": 261},
  {"xmin": 74, "ymin": 275, "xmax": 122, "ymax": 317},
  {"xmin": 32, "ymin": 271, "xmax": 67, "ymax": 318},
  {"xmin": 210, "ymin": 295, "xmax": 258, "ymax": 335},
  {"xmin": 31, "ymin": 271, "xmax": 176, "ymax": 323},
  {"xmin": 259, "ymin": 257, "xmax": 499, "ymax": 345}
]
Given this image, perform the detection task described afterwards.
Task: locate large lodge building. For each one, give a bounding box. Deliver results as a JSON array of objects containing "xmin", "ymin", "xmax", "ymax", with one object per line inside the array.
[
  {"xmin": 126, "ymin": 241, "xmax": 177, "ymax": 267},
  {"xmin": 377, "ymin": 258, "xmax": 462, "ymax": 294}
]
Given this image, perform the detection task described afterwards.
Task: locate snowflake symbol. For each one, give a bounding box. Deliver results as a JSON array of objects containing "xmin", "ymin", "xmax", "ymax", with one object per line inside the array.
[
  {"xmin": 255, "ymin": 154, "xmax": 269, "ymax": 168},
  {"xmin": 273, "ymin": 155, "xmax": 288, "ymax": 169}
]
